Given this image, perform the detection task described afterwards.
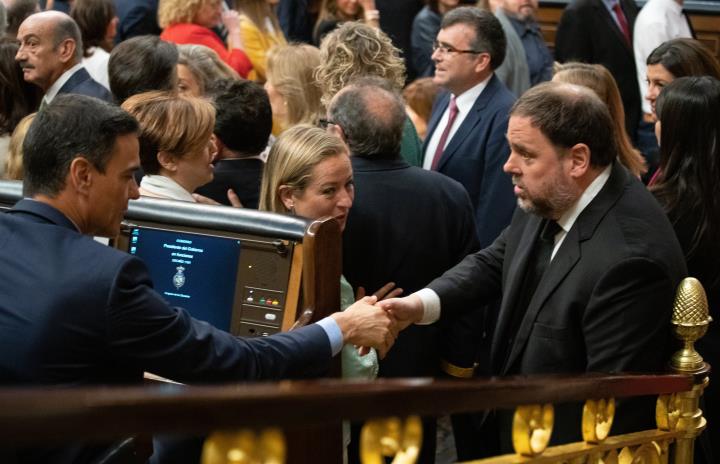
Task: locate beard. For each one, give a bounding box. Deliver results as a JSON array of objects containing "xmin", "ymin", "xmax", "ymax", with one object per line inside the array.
[{"xmin": 514, "ymin": 175, "xmax": 578, "ymax": 219}]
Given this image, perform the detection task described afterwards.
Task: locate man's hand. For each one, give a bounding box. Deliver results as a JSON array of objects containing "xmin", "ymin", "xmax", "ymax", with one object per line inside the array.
[
  {"xmin": 355, "ymin": 281, "xmax": 403, "ymax": 302},
  {"xmin": 377, "ymin": 294, "xmax": 424, "ymax": 331},
  {"xmin": 331, "ymin": 296, "xmax": 398, "ymax": 359}
]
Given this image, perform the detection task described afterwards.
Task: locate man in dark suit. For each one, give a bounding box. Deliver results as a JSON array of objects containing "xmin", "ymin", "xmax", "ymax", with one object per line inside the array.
[
  {"xmin": 0, "ymin": 94, "xmax": 396, "ymax": 462},
  {"xmin": 195, "ymin": 79, "xmax": 269, "ymax": 209},
  {"xmin": 555, "ymin": 0, "xmax": 640, "ymax": 142},
  {"xmin": 422, "ymin": 7, "xmax": 516, "ymax": 248},
  {"xmin": 329, "ymin": 77, "xmax": 480, "ymax": 462},
  {"xmin": 382, "ymin": 82, "xmax": 687, "ymax": 457},
  {"xmin": 15, "ymin": 11, "xmax": 111, "ymax": 105}
]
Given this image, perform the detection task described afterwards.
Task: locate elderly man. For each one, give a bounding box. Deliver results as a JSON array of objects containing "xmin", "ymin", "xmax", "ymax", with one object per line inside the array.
[
  {"xmin": 423, "ymin": 6, "xmax": 516, "ymax": 248},
  {"xmin": 499, "ymin": 0, "xmax": 553, "ymax": 85},
  {"xmin": 329, "ymin": 77, "xmax": 480, "ymax": 462},
  {"xmin": 384, "ymin": 82, "xmax": 687, "ymax": 457},
  {"xmin": 15, "ymin": 10, "xmax": 111, "ymax": 105},
  {"xmin": 0, "ymin": 94, "xmax": 397, "ymax": 463}
]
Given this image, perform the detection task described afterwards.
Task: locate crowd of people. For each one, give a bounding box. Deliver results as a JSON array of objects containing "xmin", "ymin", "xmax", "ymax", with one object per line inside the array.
[{"xmin": 0, "ymin": 0, "xmax": 719, "ymax": 463}]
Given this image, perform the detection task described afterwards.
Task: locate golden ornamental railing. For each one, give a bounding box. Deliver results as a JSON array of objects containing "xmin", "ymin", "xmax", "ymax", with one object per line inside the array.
[{"xmin": 0, "ymin": 278, "xmax": 710, "ymax": 464}]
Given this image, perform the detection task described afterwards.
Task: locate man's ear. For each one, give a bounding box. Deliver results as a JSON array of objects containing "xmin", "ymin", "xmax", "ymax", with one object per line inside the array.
[
  {"xmin": 567, "ymin": 143, "xmax": 591, "ymax": 178},
  {"xmin": 327, "ymin": 122, "xmax": 345, "ymax": 142},
  {"xmin": 278, "ymin": 185, "xmax": 295, "ymax": 211},
  {"xmin": 157, "ymin": 151, "xmax": 177, "ymax": 172},
  {"xmin": 473, "ymin": 52, "xmax": 492, "ymax": 75},
  {"xmin": 57, "ymin": 38, "xmax": 77, "ymax": 64},
  {"xmin": 68, "ymin": 156, "xmax": 93, "ymax": 195}
]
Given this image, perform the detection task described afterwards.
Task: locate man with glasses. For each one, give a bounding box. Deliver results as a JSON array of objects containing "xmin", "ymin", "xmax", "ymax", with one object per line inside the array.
[{"xmin": 423, "ymin": 6, "xmax": 516, "ymax": 250}]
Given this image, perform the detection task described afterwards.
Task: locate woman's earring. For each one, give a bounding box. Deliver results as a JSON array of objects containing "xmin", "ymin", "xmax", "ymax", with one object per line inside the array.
[{"xmin": 289, "ymin": 203, "xmax": 295, "ymax": 215}]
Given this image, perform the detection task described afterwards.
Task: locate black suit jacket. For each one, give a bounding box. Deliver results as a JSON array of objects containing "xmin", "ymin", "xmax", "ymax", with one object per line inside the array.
[
  {"xmin": 342, "ymin": 156, "xmax": 480, "ymax": 377},
  {"xmin": 195, "ymin": 158, "xmax": 263, "ymax": 209},
  {"xmin": 429, "ymin": 162, "xmax": 687, "ymax": 445},
  {"xmin": 555, "ymin": 0, "xmax": 640, "ymax": 140},
  {"xmin": 58, "ymin": 67, "xmax": 112, "ymax": 102},
  {"xmin": 423, "ymin": 74, "xmax": 517, "ymax": 247}
]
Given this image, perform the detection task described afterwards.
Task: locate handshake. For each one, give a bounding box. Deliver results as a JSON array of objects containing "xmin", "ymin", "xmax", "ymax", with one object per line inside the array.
[{"xmin": 330, "ymin": 285, "xmax": 425, "ymax": 359}]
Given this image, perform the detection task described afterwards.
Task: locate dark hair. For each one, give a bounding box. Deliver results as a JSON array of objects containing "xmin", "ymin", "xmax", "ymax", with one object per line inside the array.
[
  {"xmin": 6, "ymin": 0, "xmax": 37, "ymax": 37},
  {"xmin": 70, "ymin": 0, "xmax": 116, "ymax": 57},
  {"xmin": 207, "ymin": 79, "xmax": 272, "ymax": 157},
  {"xmin": 109, "ymin": 35, "xmax": 178, "ymax": 104},
  {"xmin": 0, "ymin": 38, "xmax": 41, "ymax": 136},
  {"xmin": 646, "ymin": 38, "xmax": 720, "ymax": 80},
  {"xmin": 23, "ymin": 94, "xmax": 138, "ymax": 197},
  {"xmin": 510, "ymin": 82, "xmax": 616, "ymax": 167},
  {"xmin": 441, "ymin": 6, "xmax": 506, "ymax": 70},
  {"xmin": 328, "ymin": 76, "xmax": 406, "ymax": 158},
  {"xmin": 652, "ymin": 76, "xmax": 720, "ymax": 263},
  {"xmin": 51, "ymin": 13, "xmax": 83, "ymax": 61}
]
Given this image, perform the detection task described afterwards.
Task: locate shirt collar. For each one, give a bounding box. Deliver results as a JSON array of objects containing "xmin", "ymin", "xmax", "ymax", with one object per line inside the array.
[
  {"xmin": 43, "ymin": 63, "xmax": 84, "ymax": 105},
  {"xmin": 453, "ymin": 74, "xmax": 492, "ymax": 114},
  {"xmin": 556, "ymin": 165, "xmax": 612, "ymax": 234}
]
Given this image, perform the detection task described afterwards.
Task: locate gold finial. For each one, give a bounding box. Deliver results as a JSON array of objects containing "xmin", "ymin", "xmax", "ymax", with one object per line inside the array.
[
  {"xmin": 582, "ymin": 398, "xmax": 615, "ymax": 443},
  {"xmin": 201, "ymin": 429, "xmax": 285, "ymax": 464},
  {"xmin": 670, "ymin": 277, "xmax": 712, "ymax": 372}
]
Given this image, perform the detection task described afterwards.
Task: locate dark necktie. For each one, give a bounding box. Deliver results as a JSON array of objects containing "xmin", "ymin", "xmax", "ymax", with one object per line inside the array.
[
  {"xmin": 503, "ymin": 219, "xmax": 562, "ymax": 363},
  {"xmin": 683, "ymin": 9, "xmax": 696, "ymax": 39},
  {"xmin": 430, "ymin": 96, "xmax": 458, "ymax": 171},
  {"xmin": 612, "ymin": 2, "xmax": 631, "ymax": 46}
]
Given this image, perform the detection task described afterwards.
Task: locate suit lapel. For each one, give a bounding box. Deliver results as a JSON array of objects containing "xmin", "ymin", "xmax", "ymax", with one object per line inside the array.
[
  {"xmin": 594, "ymin": 0, "xmax": 633, "ymax": 55},
  {"xmin": 499, "ymin": 162, "xmax": 629, "ymax": 374},
  {"xmin": 422, "ymin": 92, "xmax": 451, "ymax": 157},
  {"xmin": 57, "ymin": 68, "xmax": 88, "ymax": 95},
  {"xmin": 436, "ymin": 76, "xmax": 502, "ymax": 171}
]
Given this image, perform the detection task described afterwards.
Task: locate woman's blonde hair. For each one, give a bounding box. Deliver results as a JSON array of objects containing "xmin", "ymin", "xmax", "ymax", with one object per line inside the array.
[
  {"xmin": 158, "ymin": 0, "xmax": 210, "ymax": 28},
  {"xmin": 121, "ymin": 90, "xmax": 215, "ymax": 175},
  {"xmin": 3, "ymin": 112, "xmax": 35, "ymax": 180},
  {"xmin": 235, "ymin": 0, "xmax": 281, "ymax": 33},
  {"xmin": 178, "ymin": 44, "xmax": 240, "ymax": 95},
  {"xmin": 259, "ymin": 124, "xmax": 347, "ymax": 213},
  {"xmin": 315, "ymin": 22, "xmax": 405, "ymax": 107},
  {"xmin": 553, "ymin": 62, "xmax": 647, "ymax": 177},
  {"xmin": 266, "ymin": 43, "xmax": 322, "ymax": 131},
  {"xmin": 316, "ymin": 0, "xmax": 364, "ymax": 24}
]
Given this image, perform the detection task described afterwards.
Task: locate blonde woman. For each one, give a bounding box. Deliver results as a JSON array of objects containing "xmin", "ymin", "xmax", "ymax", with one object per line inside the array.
[
  {"xmin": 3, "ymin": 113, "xmax": 35, "ymax": 180},
  {"xmin": 122, "ymin": 91, "xmax": 217, "ymax": 201},
  {"xmin": 313, "ymin": 0, "xmax": 379, "ymax": 45},
  {"xmin": 553, "ymin": 62, "xmax": 647, "ymax": 177},
  {"xmin": 159, "ymin": 0, "xmax": 252, "ymax": 78},
  {"xmin": 265, "ymin": 43, "xmax": 322, "ymax": 134},
  {"xmin": 316, "ymin": 22, "xmax": 423, "ymax": 166},
  {"xmin": 177, "ymin": 44, "xmax": 240, "ymax": 96},
  {"xmin": 236, "ymin": 0, "xmax": 286, "ymax": 82}
]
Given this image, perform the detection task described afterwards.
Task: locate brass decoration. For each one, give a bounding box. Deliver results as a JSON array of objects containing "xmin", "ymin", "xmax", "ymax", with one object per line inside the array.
[
  {"xmin": 512, "ymin": 404, "xmax": 554, "ymax": 456},
  {"xmin": 655, "ymin": 394, "xmax": 680, "ymax": 431},
  {"xmin": 583, "ymin": 398, "xmax": 616, "ymax": 443},
  {"xmin": 670, "ymin": 277, "xmax": 712, "ymax": 372},
  {"xmin": 360, "ymin": 416, "xmax": 422, "ymax": 464},
  {"xmin": 617, "ymin": 442, "xmax": 662, "ymax": 464},
  {"xmin": 201, "ymin": 428, "xmax": 285, "ymax": 464}
]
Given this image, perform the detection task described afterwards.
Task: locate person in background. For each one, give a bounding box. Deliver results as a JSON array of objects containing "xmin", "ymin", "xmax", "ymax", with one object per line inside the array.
[
  {"xmin": 109, "ymin": 35, "xmax": 179, "ymax": 104},
  {"xmin": 276, "ymin": 0, "xmax": 319, "ymax": 43},
  {"xmin": 158, "ymin": 0, "xmax": 252, "ymax": 78},
  {"xmin": 235, "ymin": 0, "xmax": 286, "ymax": 82},
  {"xmin": 122, "ymin": 91, "xmax": 217, "ymax": 202},
  {"xmin": 177, "ymin": 43, "xmax": 239, "ymax": 96},
  {"xmin": 5, "ymin": 0, "xmax": 38, "ymax": 39},
  {"xmin": 3, "ymin": 112, "xmax": 35, "ymax": 180},
  {"xmin": 70, "ymin": 0, "xmax": 118, "ymax": 90},
  {"xmin": 195, "ymin": 79, "xmax": 271, "ymax": 208},
  {"xmin": 411, "ymin": 0, "xmax": 459, "ymax": 78},
  {"xmin": 643, "ymin": 38, "xmax": 720, "ymax": 182},
  {"xmin": 651, "ymin": 76, "xmax": 720, "ymax": 464},
  {"xmin": 0, "ymin": 37, "xmax": 40, "ymax": 175},
  {"xmin": 313, "ymin": 0, "xmax": 379, "ymax": 45},
  {"xmin": 498, "ymin": 0, "xmax": 552, "ymax": 86},
  {"xmin": 402, "ymin": 77, "xmax": 439, "ymax": 140},
  {"xmin": 115, "ymin": 0, "xmax": 161, "ymax": 41},
  {"xmin": 553, "ymin": 62, "xmax": 646, "ymax": 177},
  {"xmin": 316, "ymin": 22, "xmax": 424, "ymax": 167},
  {"xmin": 265, "ymin": 43, "xmax": 322, "ymax": 134}
]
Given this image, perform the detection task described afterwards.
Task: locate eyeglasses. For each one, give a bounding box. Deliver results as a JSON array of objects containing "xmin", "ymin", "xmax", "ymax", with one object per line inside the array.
[
  {"xmin": 318, "ymin": 118, "xmax": 336, "ymax": 129},
  {"xmin": 432, "ymin": 40, "xmax": 483, "ymax": 56}
]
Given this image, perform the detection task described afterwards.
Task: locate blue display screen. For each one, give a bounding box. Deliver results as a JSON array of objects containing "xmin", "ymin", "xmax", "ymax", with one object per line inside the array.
[{"xmin": 128, "ymin": 227, "xmax": 242, "ymax": 331}]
